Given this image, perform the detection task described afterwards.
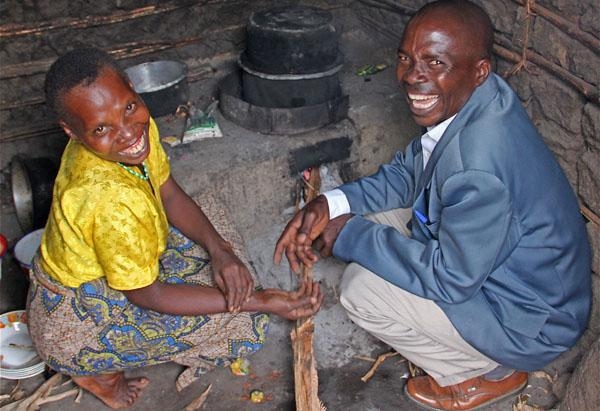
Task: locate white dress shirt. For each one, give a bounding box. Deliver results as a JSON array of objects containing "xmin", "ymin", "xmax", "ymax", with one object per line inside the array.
[{"xmin": 323, "ymin": 115, "xmax": 456, "ymax": 219}]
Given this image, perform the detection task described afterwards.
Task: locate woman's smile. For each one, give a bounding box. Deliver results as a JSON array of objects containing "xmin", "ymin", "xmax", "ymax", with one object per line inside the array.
[{"xmin": 119, "ymin": 128, "xmax": 148, "ymax": 158}]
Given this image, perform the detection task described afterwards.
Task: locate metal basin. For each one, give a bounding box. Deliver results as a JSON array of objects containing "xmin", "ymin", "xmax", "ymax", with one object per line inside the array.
[{"xmin": 125, "ymin": 60, "xmax": 189, "ymax": 118}]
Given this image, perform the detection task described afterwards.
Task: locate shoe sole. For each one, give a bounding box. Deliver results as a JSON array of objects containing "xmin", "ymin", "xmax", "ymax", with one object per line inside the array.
[{"xmin": 403, "ymin": 378, "xmax": 528, "ymax": 411}]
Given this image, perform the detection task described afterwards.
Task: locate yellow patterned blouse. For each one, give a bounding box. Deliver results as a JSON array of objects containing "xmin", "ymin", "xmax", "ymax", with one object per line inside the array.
[{"xmin": 40, "ymin": 118, "xmax": 170, "ymax": 290}]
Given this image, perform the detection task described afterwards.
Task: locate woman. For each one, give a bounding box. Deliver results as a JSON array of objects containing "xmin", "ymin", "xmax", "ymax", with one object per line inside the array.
[{"xmin": 27, "ymin": 47, "xmax": 322, "ymax": 409}]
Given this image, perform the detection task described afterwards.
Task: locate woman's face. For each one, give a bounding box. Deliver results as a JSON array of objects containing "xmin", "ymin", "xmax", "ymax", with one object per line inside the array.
[{"xmin": 59, "ymin": 67, "xmax": 151, "ymax": 165}]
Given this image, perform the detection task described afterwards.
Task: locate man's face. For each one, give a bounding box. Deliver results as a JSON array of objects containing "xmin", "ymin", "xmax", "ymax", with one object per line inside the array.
[
  {"xmin": 396, "ymin": 12, "xmax": 490, "ymax": 127},
  {"xmin": 59, "ymin": 67, "xmax": 151, "ymax": 165}
]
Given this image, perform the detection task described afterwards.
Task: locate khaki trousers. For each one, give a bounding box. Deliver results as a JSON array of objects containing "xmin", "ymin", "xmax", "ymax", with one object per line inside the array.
[{"xmin": 339, "ymin": 208, "xmax": 499, "ymax": 386}]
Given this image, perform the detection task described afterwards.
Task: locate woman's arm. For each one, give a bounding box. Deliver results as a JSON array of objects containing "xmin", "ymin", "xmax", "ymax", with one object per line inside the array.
[
  {"xmin": 159, "ymin": 176, "xmax": 253, "ymax": 312},
  {"xmin": 123, "ymin": 277, "xmax": 323, "ymax": 320}
]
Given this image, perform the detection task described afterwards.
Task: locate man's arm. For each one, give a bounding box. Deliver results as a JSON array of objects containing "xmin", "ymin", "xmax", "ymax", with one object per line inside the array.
[
  {"xmin": 274, "ymin": 143, "xmax": 419, "ymax": 270},
  {"xmin": 338, "ymin": 147, "xmax": 418, "ymax": 215},
  {"xmin": 334, "ymin": 170, "xmax": 513, "ymax": 303}
]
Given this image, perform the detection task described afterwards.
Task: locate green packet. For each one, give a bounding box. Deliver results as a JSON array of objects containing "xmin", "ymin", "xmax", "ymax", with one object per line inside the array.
[{"xmin": 356, "ymin": 63, "xmax": 388, "ymax": 76}]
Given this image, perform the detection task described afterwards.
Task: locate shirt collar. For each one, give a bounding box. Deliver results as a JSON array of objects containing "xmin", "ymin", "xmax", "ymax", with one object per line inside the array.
[{"xmin": 425, "ymin": 114, "xmax": 457, "ymax": 143}]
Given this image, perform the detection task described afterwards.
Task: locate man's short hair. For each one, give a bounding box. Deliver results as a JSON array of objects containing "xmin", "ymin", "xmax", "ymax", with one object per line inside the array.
[
  {"xmin": 44, "ymin": 47, "xmax": 123, "ymax": 119},
  {"xmin": 416, "ymin": 0, "xmax": 494, "ymax": 60}
]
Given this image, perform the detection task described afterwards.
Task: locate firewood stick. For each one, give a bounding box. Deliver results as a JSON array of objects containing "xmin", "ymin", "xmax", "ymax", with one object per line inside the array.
[
  {"xmin": 0, "ymin": 373, "xmax": 62, "ymax": 411},
  {"xmin": 184, "ymin": 384, "xmax": 212, "ymax": 411},
  {"xmin": 74, "ymin": 388, "xmax": 83, "ymax": 403},
  {"xmin": 292, "ymin": 167, "xmax": 326, "ymax": 411},
  {"xmin": 581, "ymin": 205, "xmax": 600, "ymax": 228},
  {"xmin": 360, "ymin": 352, "xmax": 400, "ymax": 382},
  {"xmin": 32, "ymin": 388, "xmax": 79, "ymax": 406},
  {"xmin": 354, "ymin": 355, "xmax": 377, "ymax": 363}
]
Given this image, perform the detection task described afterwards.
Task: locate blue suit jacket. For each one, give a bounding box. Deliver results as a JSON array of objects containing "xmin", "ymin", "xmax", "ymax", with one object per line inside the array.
[{"xmin": 333, "ymin": 73, "xmax": 591, "ymax": 371}]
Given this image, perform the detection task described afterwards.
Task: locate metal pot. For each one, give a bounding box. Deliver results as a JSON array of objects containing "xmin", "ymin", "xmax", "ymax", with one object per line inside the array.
[
  {"xmin": 125, "ymin": 60, "xmax": 189, "ymax": 118},
  {"xmin": 11, "ymin": 157, "xmax": 58, "ymax": 232},
  {"xmin": 240, "ymin": 59, "xmax": 343, "ymax": 108},
  {"xmin": 242, "ymin": 5, "xmax": 341, "ymax": 75}
]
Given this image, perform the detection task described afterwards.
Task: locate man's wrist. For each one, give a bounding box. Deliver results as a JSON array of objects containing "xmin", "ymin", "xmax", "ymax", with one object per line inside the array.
[{"xmin": 322, "ymin": 189, "xmax": 350, "ymax": 219}]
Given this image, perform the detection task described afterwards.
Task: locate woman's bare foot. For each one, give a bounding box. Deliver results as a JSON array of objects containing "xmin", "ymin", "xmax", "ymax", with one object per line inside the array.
[{"xmin": 72, "ymin": 372, "xmax": 149, "ymax": 409}]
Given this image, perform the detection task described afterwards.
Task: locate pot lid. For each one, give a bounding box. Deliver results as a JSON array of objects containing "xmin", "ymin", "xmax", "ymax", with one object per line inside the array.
[{"xmin": 249, "ymin": 5, "xmax": 332, "ymax": 32}]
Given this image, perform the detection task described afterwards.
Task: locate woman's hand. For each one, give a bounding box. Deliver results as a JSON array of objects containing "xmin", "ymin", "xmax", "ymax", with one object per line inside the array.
[
  {"xmin": 260, "ymin": 278, "xmax": 324, "ymax": 320},
  {"xmin": 210, "ymin": 243, "xmax": 254, "ymax": 313}
]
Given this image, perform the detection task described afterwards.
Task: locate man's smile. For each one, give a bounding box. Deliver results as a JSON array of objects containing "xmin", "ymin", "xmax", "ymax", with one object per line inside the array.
[{"xmin": 408, "ymin": 93, "xmax": 439, "ymax": 111}]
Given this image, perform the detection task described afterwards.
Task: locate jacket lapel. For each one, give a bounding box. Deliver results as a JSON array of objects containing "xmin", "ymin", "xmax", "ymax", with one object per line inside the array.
[{"xmin": 414, "ymin": 74, "xmax": 499, "ymax": 195}]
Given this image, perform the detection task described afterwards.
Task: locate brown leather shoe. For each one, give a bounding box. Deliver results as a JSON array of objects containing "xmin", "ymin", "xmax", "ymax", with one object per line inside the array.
[{"xmin": 405, "ymin": 371, "xmax": 528, "ymax": 410}]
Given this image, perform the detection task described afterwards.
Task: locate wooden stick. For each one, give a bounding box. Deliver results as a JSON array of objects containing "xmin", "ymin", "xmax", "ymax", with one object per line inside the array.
[
  {"xmin": 581, "ymin": 205, "xmax": 600, "ymax": 227},
  {"xmin": 510, "ymin": 0, "xmax": 600, "ymax": 53},
  {"xmin": 9, "ymin": 381, "xmax": 23, "ymax": 401},
  {"xmin": 291, "ymin": 321, "xmax": 324, "ymax": 411},
  {"xmin": 493, "ymin": 43, "xmax": 600, "ymax": 105},
  {"xmin": 74, "ymin": 388, "xmax": 83, "ymax": 404},
  {"xmin": 354, "ymin": 355, "xmax": 377, "ymax": 363},
  {"xmin": 33, "ymin": 388, "xmax": 79, "ymax": 406},
  {"xmin": 360, "ymin": 352, "xmax": 400, "ymax": 382},
  {"xmin": 184, "ymin": 384, "xmax": 212, "ymax": 411},
  {"xmin": 0, "ymin": 22, "xmax": 243, "ymax": 80},
  {"xmin": 505, "ymin": 0, "xmax": 534, "ymax": 77},
  {"xmin": 291, "ymin": 167, "xmax": 326, "ymax": 411},
  {"xmin": 0, "ymin": 373, "xmax": 63, "ymax": 411}
]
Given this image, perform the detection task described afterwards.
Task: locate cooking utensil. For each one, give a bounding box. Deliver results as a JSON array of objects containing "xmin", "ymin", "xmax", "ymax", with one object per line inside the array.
[
  {"xmin": 0, "ymin": 310, "xmax": 45, "ymax": 379},
  {"xmin": 125, "ymin": 60, "xmax": 189, "ymax": 118},
  {"xmin": 11, "ymin": 157, "xmax": 58, "ymax": 232},
  {"xmin": 242, "ymin": 5, "xmax": 341, "ymax": 75}
]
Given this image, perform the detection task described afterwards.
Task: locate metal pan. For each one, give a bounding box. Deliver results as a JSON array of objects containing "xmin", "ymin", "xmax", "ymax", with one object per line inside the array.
[{"xmin": 125, "ymin": 60, "xmax": 189, "ymax": 118}]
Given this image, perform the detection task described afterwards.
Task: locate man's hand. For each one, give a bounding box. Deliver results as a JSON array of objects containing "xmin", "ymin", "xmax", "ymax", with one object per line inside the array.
[
  {"xmin": 313, "ymin": 213, "xmax": 354, "ymax": 257},
  {"xmin": 273, "ymin": 195, "xmax": 330, "ymax": 272},
  {"xmin": 210, "ymin": 244, "xmax": 254, "ymax": 313}
]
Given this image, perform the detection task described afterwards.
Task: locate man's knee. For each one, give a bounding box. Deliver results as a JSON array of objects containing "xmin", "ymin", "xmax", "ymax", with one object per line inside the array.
[{"xmin": 339, "ymin": 263, "xmax": 375, "ymax": 314}]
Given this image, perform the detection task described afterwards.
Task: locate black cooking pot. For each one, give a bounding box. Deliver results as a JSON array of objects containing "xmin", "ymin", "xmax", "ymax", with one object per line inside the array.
[
  {"xmin": 242, "ymin": 5, "xmax": 341, "ymax": 75},
  {"xmin": 125, "ymin": 60, "xmax": 189, "ymax": 118},
  {"xmin": 240, "ymin": 62, "xmax": 342, "ymax": 108}
]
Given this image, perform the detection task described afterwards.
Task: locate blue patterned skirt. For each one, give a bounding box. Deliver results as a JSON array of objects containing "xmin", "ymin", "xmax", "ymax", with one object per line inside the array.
[{"xmin": 27, "ymin": 222, "xmax": 269, "ymax": 390}]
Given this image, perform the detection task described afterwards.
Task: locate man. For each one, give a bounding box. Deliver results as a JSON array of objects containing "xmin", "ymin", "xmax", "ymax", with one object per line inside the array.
[{"xmin": 273, "ymin": 1, "xmax": 591, "ymax": 410}]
